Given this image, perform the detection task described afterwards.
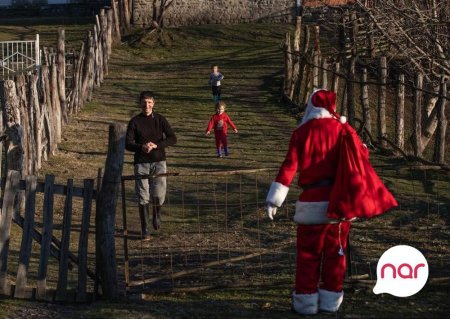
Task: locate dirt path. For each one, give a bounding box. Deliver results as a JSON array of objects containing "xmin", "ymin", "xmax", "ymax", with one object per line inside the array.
[{"xmin": 40, "ymin": 24, "xmax": 295, "ymax": 182}]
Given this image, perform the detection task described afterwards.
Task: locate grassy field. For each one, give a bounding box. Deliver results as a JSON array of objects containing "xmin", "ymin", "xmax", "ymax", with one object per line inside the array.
[{"xmin": 1, "ymin": 19, "xmax": 450, "ymax": 319}]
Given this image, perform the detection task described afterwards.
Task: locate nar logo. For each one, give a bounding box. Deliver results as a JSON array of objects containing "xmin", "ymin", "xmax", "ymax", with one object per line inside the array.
[{"xmin": 373, "ymin": 245, "xmax": 429, "ymax": 297}]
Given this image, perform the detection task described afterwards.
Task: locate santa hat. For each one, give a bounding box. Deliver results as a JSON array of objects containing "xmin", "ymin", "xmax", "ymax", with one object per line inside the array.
[{"xmin": 300, "ymin": 89, "xmax": 347, "ymax": 126}]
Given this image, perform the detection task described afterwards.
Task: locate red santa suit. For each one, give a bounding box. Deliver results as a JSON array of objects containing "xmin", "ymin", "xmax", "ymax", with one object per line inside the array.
[
  {"xmin": 206, "ymin": 112, "xmax": 237, "ymax": 153},
  {"xmin": 266, "ymin": 89, "xmax": 397, "ymax": 315}
]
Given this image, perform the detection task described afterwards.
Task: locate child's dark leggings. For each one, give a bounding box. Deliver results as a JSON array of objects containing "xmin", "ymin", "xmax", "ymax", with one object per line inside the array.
[
  {"xmin": 212, "ymin": 85, "xmax": 221, "ymax": 102},
  {"xmin": 214, "ymin": 131, "xmax": 228, "ymax": 155}
]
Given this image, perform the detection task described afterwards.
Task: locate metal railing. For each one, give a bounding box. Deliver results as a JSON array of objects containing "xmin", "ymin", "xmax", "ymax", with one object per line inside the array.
[{"xmin": 0, "ymin": 34, "xmax": 41, "ymax": 81}]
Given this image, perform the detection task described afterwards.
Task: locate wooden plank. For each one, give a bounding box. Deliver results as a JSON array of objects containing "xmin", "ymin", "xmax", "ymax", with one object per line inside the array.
[
  {"xmin": 0, "ymin": 170, "xmax": 21, "ymax": 295},
  {"xmin": 77, "ymin": 179, "xmax": 94, "ymax": 303},
  {"xmin": 14, "ymin": 175, "xmax": 37, "ymax": 299},
  {"xmin": 36, "ymin": 174, "xmax": 55, "ymax": 300},
  {"xmin": 55, "ymin": 179, "xmax": 74, "ymax": 302}
]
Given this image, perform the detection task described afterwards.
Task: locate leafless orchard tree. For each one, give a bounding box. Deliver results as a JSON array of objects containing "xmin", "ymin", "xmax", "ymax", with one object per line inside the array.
[
  {"xmin": 355, "ymin": 0, "xmax": 449, "ymax": 83},
  {"xmin": 131, "ymin": 0, "xmax": 175, "ymax": 45}
]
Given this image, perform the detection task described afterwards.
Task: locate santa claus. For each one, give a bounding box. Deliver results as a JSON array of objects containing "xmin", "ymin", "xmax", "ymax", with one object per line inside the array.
[{"xmin": 266, "ymin": 89, "xmax": 397, "ymax": 315}]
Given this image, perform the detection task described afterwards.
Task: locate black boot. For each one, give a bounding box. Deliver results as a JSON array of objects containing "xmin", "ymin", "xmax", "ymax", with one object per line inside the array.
[
  {"xmin": 138, "ymin": 204, "xmax": 151, "ymax": 240},
  {"xmin": 152, "ymin": 201, "xmax": 162, "ymax": 230}
]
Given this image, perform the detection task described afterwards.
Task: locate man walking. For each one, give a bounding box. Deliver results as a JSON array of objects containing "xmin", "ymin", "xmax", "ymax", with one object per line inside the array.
[{"xmin": 126, "ymin": 91, "xmax": 177, "ymax": 240}]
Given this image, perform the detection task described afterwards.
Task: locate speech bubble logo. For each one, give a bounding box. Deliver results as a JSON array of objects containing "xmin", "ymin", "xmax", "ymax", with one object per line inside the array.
[{"xmin": 373, "ymin": 245, "xmax": 428, "ymax": 297}]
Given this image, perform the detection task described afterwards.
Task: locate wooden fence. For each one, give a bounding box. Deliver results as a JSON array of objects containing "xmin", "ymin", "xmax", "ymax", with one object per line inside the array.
[
  {"xmin": 0, "ymin": 122, "xmax": 125, "ymax": 302},
  {"xmin": 0, "ymin": 2, "xmax": 131, "ymax": 178},
  {"xmin": 282, "ymin": 14, "xmax": 448, "ymax": 165},
  {"xmin": 0, "ymin": 1, "xmax": 132, "ymax": 301},
  {"xmin": 0, "ymin": 170, "xmax": 96, "ymax": 302}
]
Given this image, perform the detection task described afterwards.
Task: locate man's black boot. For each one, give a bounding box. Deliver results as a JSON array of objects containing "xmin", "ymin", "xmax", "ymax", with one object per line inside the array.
[
  {"xmin": 152, "ymin": 201, "xmax": 161, "ymax": 230},
  {"xmin": 139, "ymin": 203, "xmax": 151, "ymax": 240}
]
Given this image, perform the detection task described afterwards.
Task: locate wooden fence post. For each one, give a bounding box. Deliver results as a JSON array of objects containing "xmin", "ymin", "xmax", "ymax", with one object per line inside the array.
[
  {"xmin": 378, "ymin": 56, "xmax": 387, "ymax": 146},
  {"xmin": 30, "ymin": 72, "xmax": 43, "ymax": 170},
  {"xmin": 106, "ymin": 8, "xmax": 114, "ymax": 56},
  {"xmin": 331, "ymin": 61, "xmax": 340, "ymax": 93},
  {"xmin": 50, "ymin": 61, "xmax": 62, "ymax": 143},
  {"xmin": 289, "ymin": 16, "xmax": 302, "ymax": 100},
  {"xmin": 101, "ymin": 9, "xmax": 109, "ymax": 77},
  {"xmin": 283, "ymin": 32, "xmax": 292, "ymax": 96},
  {"xmin": 433, "ymin": 79, "xmax": 447, "ymax": 163},
  {"xmin": 96, "ymin": 123, "xmax": 126, "ymax": 299},
  {"xmin": 346, "ymin": 56, "xmax": 356, "ymax": 127},
  {"xmin": 77, "ymin": 179, "xmax": 94, "ymax": 302},
  {"xmin": 395, "ymin": 74, "xmax": 405, "ymax": 151},
  {"xmin": 412, "ymin": 72, "xmax": 423, "ymax": 156},
  {"xmin": 111, "ymin": 0, "xmax": 122, "ymax": 41},
  {"xmin": 360, "ymin": 67, "xmax": 371, "ymax": 135},
  {"xmin": 57, "ymin": 29, "xmax": 67, "ymax": 124},
  {"xmin": 321, "ymin": 58, "xmax": 328, "ymax": 89}
]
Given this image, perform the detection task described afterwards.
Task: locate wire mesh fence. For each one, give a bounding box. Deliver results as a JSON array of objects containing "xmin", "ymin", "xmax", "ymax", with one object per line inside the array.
[{"xmin": 116, "ymin": 166, "xmax": 450, "ymax": 295}]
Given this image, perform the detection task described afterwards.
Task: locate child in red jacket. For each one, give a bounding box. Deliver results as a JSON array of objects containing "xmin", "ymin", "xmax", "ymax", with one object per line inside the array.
[{"xmin": 206, "ymin": 101, "xmax": 238, "ymax": 157}]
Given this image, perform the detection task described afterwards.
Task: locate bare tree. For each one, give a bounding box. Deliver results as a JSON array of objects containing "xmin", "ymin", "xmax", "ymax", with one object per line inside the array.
[
  {"xmin": 355, "ymin": 0, "xmax": 449, "ymax": 83},
  {"xmin": 131, "ymin": 0, "xmax": 174, "ymax": 45}
]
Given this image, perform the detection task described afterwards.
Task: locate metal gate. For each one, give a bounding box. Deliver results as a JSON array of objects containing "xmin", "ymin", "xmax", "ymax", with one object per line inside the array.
[{"xmin": 0, "ymin": 34, "xmax": 41, "ymax": 80}]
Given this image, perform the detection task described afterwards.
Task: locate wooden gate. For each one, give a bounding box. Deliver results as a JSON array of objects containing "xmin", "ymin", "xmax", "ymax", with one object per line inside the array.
[{"xmin": 0, "ymin": 170, "xmax": 98, "ymax": 302}]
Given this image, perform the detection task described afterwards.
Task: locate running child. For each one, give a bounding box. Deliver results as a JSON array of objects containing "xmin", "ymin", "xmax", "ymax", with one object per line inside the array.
[
  {"xmin": 205, "ymin": 101, "xmax": 238, "ymax": 158},
  {"xmin": 208, "ymin": 64, "xmax": 224, "ymax": 104}
]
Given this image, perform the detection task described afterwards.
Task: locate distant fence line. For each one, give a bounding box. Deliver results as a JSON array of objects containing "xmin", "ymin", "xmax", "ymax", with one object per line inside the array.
[
  {"xmin": 282, "ymin": 14, "xmax": 448, "ymax": 165},
  {"xmin": 0, "ymin": 2, "xmax": 132, "ymax": 179}
]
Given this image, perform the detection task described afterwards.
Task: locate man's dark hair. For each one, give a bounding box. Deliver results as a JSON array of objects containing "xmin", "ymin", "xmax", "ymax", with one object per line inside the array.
[
  {"xmin": 212, "ymin": 64, "xmax": 218, "ymax": 69},
  {"xmin": 139, "ymin": 91, "xmax": 155, "ymax": 102}
]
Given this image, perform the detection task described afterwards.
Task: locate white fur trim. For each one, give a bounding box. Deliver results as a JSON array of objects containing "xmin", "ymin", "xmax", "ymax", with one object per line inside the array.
[
  {"xmin": 292, "ymin": 292, "xmax": 319, "ymax": 315},
  {"xmin": 294, "ymin": 201, "xmax": 334, "ymax": 224},
  {"xmin": 340, "ymin": 116, "xmax": 347, "ymax": 124},
  {"xmin": 319, "ymin": 289, "xmax": 343, "ymax": 313},
  {"xmin": 266, "ymin": 182, "xmax": 289, "ymax": 207}
]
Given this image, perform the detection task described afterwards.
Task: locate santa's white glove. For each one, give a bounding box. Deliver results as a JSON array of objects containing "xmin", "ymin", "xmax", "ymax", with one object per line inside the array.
[{"xmin": 266, "ymin": 203, "xmax": 278, "ymax": 220}]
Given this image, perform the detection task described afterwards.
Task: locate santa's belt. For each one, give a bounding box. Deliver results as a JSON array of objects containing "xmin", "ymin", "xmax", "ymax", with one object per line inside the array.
[{"xmin": 301, "ymin": 179, "xmax": 334, "ymax": 191}]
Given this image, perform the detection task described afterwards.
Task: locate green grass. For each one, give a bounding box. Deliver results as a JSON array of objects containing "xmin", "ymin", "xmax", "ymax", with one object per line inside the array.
[{"xmin": 1, "ymin": 21, "xmax": 449, "ymax": 319}]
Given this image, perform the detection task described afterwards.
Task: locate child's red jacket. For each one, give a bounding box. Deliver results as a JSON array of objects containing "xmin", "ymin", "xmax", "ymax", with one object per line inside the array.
[{"xmin": 206, "ymin": 113, "xmax": 237, "ymax": 135}]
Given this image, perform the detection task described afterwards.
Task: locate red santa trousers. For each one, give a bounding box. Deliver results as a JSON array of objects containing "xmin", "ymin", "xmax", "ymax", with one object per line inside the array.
[
  {"xmin": 295, "ymin": 221, "xmax": 351, "ymax": 294},
  {"xmin": 214, "ymin": 131, "xmax": 228, "ymax": 149}
]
